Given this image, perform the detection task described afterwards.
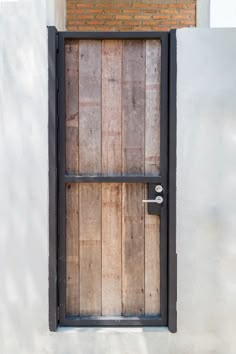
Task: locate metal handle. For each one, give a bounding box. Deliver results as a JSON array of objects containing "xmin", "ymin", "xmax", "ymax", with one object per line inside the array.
[{"xmin": 142, "ymin": 196, "xmax": 163, "ymax": 204}]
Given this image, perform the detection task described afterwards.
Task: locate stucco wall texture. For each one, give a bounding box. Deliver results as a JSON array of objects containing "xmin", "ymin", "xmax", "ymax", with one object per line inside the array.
[{"xmin": 0, "ymin": 0, "xmax": 236, "ymax": 352}]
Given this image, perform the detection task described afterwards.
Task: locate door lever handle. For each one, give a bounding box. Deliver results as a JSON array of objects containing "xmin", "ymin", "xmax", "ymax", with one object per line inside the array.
[{"xmin": 142, "ymin": 196, "xmax": 163, "ymax": 205}]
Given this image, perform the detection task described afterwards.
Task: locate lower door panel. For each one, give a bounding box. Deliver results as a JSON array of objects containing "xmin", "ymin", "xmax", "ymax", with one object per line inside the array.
[{"xmin": 66, "ymin": 183, "xmax": 160, "ymax": 318}]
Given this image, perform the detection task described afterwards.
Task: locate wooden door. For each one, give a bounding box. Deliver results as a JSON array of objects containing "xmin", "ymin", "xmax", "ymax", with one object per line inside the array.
[{"xmin": 58, "ymin": 34, "xmax": 168, "ymax": 326}]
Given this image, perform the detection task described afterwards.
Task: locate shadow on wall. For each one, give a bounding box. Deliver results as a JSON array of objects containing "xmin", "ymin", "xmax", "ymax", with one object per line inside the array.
[
  {"xmin": 0, "ymin": 0, "xmax": 236, "ymax": 350},
  {"xmin": 0, "ymin": 2, "xmax": 49, "ymax": 353},
  {"xmin": 176, "ymin": 28, "xmax": 236, "ymax": 354}
]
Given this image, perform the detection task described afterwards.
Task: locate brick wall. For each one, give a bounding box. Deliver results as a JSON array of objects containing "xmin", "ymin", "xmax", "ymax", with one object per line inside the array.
[{"xmin": 66, "ymin": 0, "xmax": 196, "ymax": 32}]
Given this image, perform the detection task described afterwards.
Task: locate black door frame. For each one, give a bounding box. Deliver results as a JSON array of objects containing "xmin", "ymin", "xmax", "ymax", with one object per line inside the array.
[{"xmin": 48, "ymin": 27, "xmax": 177, "ymax": 332}]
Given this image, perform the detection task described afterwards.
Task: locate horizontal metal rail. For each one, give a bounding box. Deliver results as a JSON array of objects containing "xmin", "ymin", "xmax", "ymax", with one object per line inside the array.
[
  {"xmin": 60, "ymin": 31, "xmax": 168, "ymax": 41},
  {"xmin": 64, "ymin": 175, "xmax": 162, "ymax": 184},
  {"xmin": 61, "ymin": 315, "xmax": 164, "ymax": 327}
]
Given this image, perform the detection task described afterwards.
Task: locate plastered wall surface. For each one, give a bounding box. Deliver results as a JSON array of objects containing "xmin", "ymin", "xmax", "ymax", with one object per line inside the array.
[
  {"xmin": 210, "ymin": 0, "xmax": 236, "ymax": 27},
  {"xmin": 176, "ymin": 28, "xmax": 236, "ymax": 354},
  {"xmin": 0, "ymin": 0, "xmax": 236, "ymax": 351},
  {"xmin": 196, "ymin": 0, "xmax": 210, "ymax": 27},
  {"xmin": 47, "ymin": 0, "xmax": 66, "ymax": 30}
]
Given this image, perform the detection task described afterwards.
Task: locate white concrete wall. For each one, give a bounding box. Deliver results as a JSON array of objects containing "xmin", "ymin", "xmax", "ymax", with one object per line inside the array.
[
  {"xmin": 0, "ymin": 2, "xmax": 236, "ymax": 351},
  {"xmin": 210, "ymin": 0, "xmax": 236, "ymax": 27},
  {"xmin": 47, "ymin": 0, "xmax": 66, "ymax": 30},
  {"xmin": 197, "ymin": 0, "xmax": 236, "ymax": 28},
  {"xmin": 197, "ymin": 0, "xmax": 210, "ymax": 27},
  {"xmin": 176, "ymin": 28, "xmax": 236, "ymax": 354}
]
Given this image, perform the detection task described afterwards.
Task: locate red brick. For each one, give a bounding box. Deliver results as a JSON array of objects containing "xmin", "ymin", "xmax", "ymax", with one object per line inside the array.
[
  {"xmin": 75, "ymin": 14, "xmax": 94, "ymax": 19},
  {"xmin": 66, "ymin": 0, "xmax": 196, "ymax": 31},
  {"xmin": 96, "ymin": 15, "xmax": 114, "ymax": 20},
  {"xmin": 153, "ymin": 15, "xmax": 170, "ymax": 20},
  {"xmin": 180, "ymin": 9, "xmax": 196, "ymax": 15},
  {"xmin": 87, "ymin": 20, "xmax": 105, "ymax": 25},
  {"xmin": 134, "ymin": 26, "xmax": 152, "ymax": 31},
  {"xmin": 133, "ymin": 4, "xmax": 150, "ymax": 8},
  {"xmin": 76, "ymin": 3, "xmax": 94, "ymax": 8},
  {"xmin": 141, "ymin": 9, "xmax": 160, "ymax": 14},
  {"xmin": 180, "ymin": 20, "xmax": 195, "ymax": 26},
  {"xmin": 113, "ymin": 3, "xmax": 133, "ymax": 8},
  {"xmin": 123, "ymin": 9, "xmax": 140, "ymax": 14},
  {"xmin": 160, "ymin": 9, "xmax": 179, "ymax": 14},
  {"xmin": 67, "ymin": 3, "xmax": 76, "ymax": 9},
  {"xmin": 115, "ymin": 15, "xmax": 132, "ymax": 20},
  {"xmin": 95, "ymin": 3, "xmax": 115, "ymax": 8},
  {"xmin": 105, "ymin": 20, "xmax": 123, "ymax": 26},
  {"xmin": 124, "ymin": 21, "xmax": 141, "ymax": 26},
  {"xmin": 142, "ymin": 21, "xmax": 161, "ymax": 26},
  {"xmin": 84, "ymin": 9, "xmax": 103, "ymax": 14},
  {"xmin": 172, "ymin": 15, "xmax": 191, "ymax": 20},
  {"xmin": 134, "ymin": 15, "xmax": 152, "ymax": 20},
  {"xmin": 153, "ymin": 26, "xmax": 170, "ymax": 31}
]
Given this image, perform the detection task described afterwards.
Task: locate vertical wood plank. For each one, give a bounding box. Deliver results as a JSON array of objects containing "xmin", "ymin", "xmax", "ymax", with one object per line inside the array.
[
  {"xmin": 102, "ymin": 40, "xmax": 122, "ymax": 315},
  {"xmin": 145, "ymin": 213, "xmax": 160, "ymax": 315},
  {"xmin": 122, "ymin": 40, "xmax": 145, "ymax": 315},
  {"xmin": 145, "ymin": 40, "xmax": 161, "ymax": 175},
  {"xmin": 122, "ymin": 183, "xmax": 145, "ymax": 315},
  {"xmin": 102, "ymin": 40, "xmax": 122, "ymax": 175},
  {"xmin": 65, "ymin": 40, "xmax": 80, "ymax": 175},
  {"xmin": 79, "ymin": 40, "xmax": 102, "ymax": 315},
  {"xmin": 65, "ymin": 40, "xmax": 80, "ymax": 315},
  {"xmin": 79, "ymin": 183, "xmax": 102, "ymax": 315},
  {"xmin": 65, "ymin": 39, "xmax": 162, "ymax": 318},
  {"xmin": 145, "ymin": 40, "xmax": 161, "ymax": 315},
  {"xmin": 79, "ymin": 40, "xmax": 102, "ymax": 175},
  {"xmin": 102, "ymin": 184, "xmax": 122, "ymax": 315},
  {"xmin": 122, "ymin": 40, "xmax": 145, "ymax": 175}
]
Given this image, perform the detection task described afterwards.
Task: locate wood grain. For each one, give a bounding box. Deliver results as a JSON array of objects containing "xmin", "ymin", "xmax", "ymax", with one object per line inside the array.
[
  {"xmin": 79, "ymin": 183, "xmax": 102, "ymax": 315},
  {"xmin": 145, "ymin": 211, "xmax": 160, "ymax": 315},
  {"xmin": 122, "ymin": 40, "xmax": 145, "ymax": 315},
  {"xmin": 102, "ymin": 40, "xmax": 122, "ymax": 176},
  {"xmin": 79, "ymin": 40, "xmax": 102, "ymax": 315},
  {"xmin": 144, "ymin": 40, "xmax": 161, "ymax": 315},
  {"xmin": 65, "ymin": 40, "xmax": 80, "ymax": 315},
  {"xmin": 122, "ymin": 183, "xmax": 145, "ymax": 315},
  {"xmin": 79, "ymin": 40, "xmax": 102, "ymax": 175},
  {"xmin": 64, "ymin": 39, "xmax": 162, "ymax": 318},
  {"xmin": 145, "ymin": 40, "xmax": 161, "ymax": 175},
  {"xmin": 102, "ymin": 184, "xmax": 122, "ymax": 315},
  {"xmin": 122, "ymin": 40, "xmax": 145, "ymax": 175},
  {"xmin": 102, "ymin": 40, "xmax": 122, "ymax": 315}
]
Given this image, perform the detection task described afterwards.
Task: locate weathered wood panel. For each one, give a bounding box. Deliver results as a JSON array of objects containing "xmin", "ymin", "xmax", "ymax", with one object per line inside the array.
[
  {"xmin": 102, "ymin": 184, "xmax": 122, "ymax": 315},
  {"xmin": 79, "ymin": 41, "xmax": 102, "ymax": 315},
  {"xmin": 122, "ymin": 41, "xmax": 145, "ymax": 315},
  {"xmin": 122, "ymin": 40, "xmax": 145, "ymax": 175},
  {"xmin": 122, "ymin": 183, "xmax": 145, "ymax": 315},
  {"xmin": 145, "ymin": 210, "xmax": 160, "ymax": 315},
  {"xmin": 145, "ymin": 40, "xmax": 161, "ymax": 175},
  {"xmin": 102, "ymin": 40, "xmax": 122, "ymax": 315},
  {"xmin": 79, "ymin": 40, "xmax": 102, "ymax": 175},
  {"xmin": 102, "ymin": 40, "xmax": 122, "ymax": 175},
  {"xmin": 144, "ymin": 40, "xmax": 161, "ymax": 315},
  {"xmin": 65, "ymin": 40, "xmax": 80, "ymax": 315},
  {"xmin": 64, "ymin": 39, "xmax": 162, "ymax": 318},
  {"xmin": 79, "ymin": 183, "xmax": 102, "ymax": 315}
]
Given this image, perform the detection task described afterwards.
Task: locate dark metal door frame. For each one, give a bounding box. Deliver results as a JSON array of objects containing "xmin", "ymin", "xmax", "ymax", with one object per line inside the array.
[{"xmin": 48, "ymin": 27, "xmax": 177, "ymax": 332}]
